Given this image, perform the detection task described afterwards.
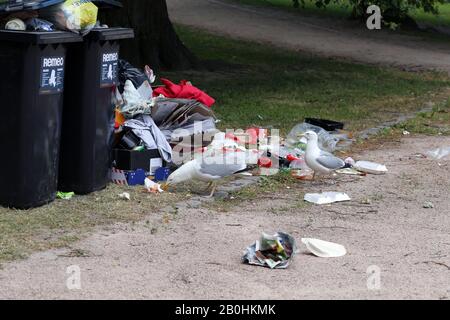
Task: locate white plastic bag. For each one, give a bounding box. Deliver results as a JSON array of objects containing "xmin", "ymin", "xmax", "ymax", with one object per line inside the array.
[{"xmin": 426, "ymin": 147, "xmax": 450, "ymax": 160}]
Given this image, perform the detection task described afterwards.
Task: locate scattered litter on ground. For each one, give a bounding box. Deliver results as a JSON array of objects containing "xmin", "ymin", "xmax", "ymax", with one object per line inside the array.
[
  {"xmin": 291, "ymin": 168, "xmax": 314, "ymax": 180},
  {"xmin": 286, "ymin": 121, "xmax": 354, "ymax": 153},
  {"xmin": 242, "ymin": 232, "xmax": 298, "ymax": 269},
  {"xmin": 423, "ymin": 201, "xmax": 435, "ymax": 209},
  {"xmin": 304, "ymin": 192, "xmax": 351, "ymax": 205},
  {"xmin": 145, "ymin": 178, "xmax": 164, "ymax": 193},
  {"xmin": 353, "ymin": 161, "xmax": 388, "ymax": 175},
  {"xmin": 118, "ymin": 192, "xmax": 131, "ymax": 201},
  {"xmin": 336, "ymin": 168, "xmax": 366, "ymax": 176},
  {"xmin": 413, "ymin": 153, "xmax": 427, "ymax": 159},
  {"xmin": 345, "ymin": 157, "xmax": 356, "ymax": 166},
  {"xmin": 286, "ymin": 123, "xmax": 339, "ymax": 153},
  {"xmin": 57, "ymin": 192, "xmax": 75, "ymax": 200},
  {"xmin": 426, "ymin": 147, "xmax": 450, "ymax": 160},
  {"xmin": 301, "ymin": 238, "xmax": 347, "ymax": 258},
  {"xmin": 305, "ymin": 118, "xmax": 344, "ymax": 132},
  {"xmin": 289, "ymin": 157, "xmax": 315, "ymax": 180}
]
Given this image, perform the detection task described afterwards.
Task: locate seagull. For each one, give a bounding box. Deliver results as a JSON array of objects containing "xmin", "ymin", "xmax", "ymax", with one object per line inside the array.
[
  {"xmin": 303, "ymin": 131, "xmax": 346, "ymax": 179},
  {"xmin": 164, "ymin": 151, "xmax": 248, "ymax": 197}
]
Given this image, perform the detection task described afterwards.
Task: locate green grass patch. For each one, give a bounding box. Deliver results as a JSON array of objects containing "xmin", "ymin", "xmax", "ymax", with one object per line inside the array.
[
  {"xmin": 165, "ymin": 26, "xmax": 449, "ymax": 134},
  {"xmin": 395, "ymin": 98, "xmax": 450, "ymax": 135},
  {"xmin": 0, "ymin": 184, "xmax": 187, "ymax": 263}
]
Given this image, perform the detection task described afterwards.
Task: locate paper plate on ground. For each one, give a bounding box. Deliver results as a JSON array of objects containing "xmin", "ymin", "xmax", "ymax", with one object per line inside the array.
[
  {"xmin": 354, "ymin": 161, "xmax": 387, "ymax": 175},
  {"xmin": 304, "ymin": 192, "xmax": 351, "ymax": 205},
  {"xmin": 301, "ymin": 238, "xmax": 347, "ymax": 258}
]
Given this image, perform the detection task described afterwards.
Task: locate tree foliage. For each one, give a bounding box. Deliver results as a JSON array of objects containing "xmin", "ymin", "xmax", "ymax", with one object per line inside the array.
[{"xmin": 294, "ymin": 0, "xmax": 446, "ymax": 22}]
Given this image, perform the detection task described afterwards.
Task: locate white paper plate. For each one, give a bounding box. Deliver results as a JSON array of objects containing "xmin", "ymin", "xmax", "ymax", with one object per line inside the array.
[{"xmin": 301, "ymin": 238, "xmax": 347, "ymax": 258}]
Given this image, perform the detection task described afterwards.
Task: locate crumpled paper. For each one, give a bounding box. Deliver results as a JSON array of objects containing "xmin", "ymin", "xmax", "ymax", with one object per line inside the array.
[{"xmin": 242, "ymin": 232, "xmax": 298, "ymax": 269}]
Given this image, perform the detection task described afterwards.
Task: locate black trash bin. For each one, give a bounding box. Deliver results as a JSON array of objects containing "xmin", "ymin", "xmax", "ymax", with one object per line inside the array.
[
  {"xmin": 58, "ymin": 27, "xmax": 134, "ymax": 194},
  {"xmin": 0, "ymin": 31, "xmax": 82, "ymax": 209}
]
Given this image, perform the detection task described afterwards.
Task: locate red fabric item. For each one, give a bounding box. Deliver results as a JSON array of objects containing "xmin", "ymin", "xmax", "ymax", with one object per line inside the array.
[{"xmin": 153, "ymin": 78, "xmax": 215, "ymax": 107}]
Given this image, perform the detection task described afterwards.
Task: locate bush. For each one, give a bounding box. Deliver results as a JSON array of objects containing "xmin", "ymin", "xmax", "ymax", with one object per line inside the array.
[{"xmin": 294, "ymin": 0, "xmax": 446, "ymax": 23}]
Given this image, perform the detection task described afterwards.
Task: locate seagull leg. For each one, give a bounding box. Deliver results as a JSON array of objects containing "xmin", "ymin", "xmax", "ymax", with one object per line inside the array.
[
  {"xmin": 312, "ymin": 172, "xmax": 316, "ymax": 181},
  {"xmin": 207, "ymin": 182, "xmax": 217, "ymax": 198}
]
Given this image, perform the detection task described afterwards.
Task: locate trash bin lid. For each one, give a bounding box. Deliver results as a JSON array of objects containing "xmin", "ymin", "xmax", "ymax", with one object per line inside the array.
[
  {"xmin": 0, "ymin": 0, "xmax": 122, "ymax": 13},
  {"xmin": 0, "ymin": 30, "xmax": 82, "ymax": 44},
  {"xmin": 87, "ymin": 27, "xmax": 134, "ymax": 41},
  {"xmin": 0, "ymin": 0, "xmax": 65, "ymax": 12},
  {"xmin": 0, "ymin": 0, "xmax": 24, "ymax": 12},
  {"xmin": 22, "ymin": 0, "xmax": 65, "ymax": 10},
  {"xmin": 92, "ymin": 0, "xmax": 122, "ymax": 8}
]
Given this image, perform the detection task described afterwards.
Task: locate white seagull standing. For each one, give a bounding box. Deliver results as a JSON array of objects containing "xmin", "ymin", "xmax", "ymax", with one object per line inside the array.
[
  {"xmin": 303, "ymin": 131, "xmax": 346, "ymax": 179},
  {"xmin": 164, "ymin": 151, "xmax": 248, "ymax": 197}
]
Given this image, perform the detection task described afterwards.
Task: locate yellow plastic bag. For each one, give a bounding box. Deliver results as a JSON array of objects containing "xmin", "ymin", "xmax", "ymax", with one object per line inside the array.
[{"xmin": 41, "ymin": 0, "xmax": 98, "ymax": 35}]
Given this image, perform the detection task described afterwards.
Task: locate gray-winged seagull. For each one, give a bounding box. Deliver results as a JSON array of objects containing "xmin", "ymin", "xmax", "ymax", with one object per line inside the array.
[
  {"xmin": 164, "ymin": 151, "xmax": 248, "ymax": 197},
  {"xmin": 303, "ymin": 131, "xmax": 346, "ymax": 179}
]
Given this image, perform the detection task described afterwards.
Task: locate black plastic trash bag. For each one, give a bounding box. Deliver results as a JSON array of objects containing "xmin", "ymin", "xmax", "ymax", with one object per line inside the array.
[{"xmin": 118, "ymin": 59, "xmax": 148, "ymax": 93}]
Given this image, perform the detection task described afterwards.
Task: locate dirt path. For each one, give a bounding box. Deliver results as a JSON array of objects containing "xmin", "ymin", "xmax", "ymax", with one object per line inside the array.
[
  {"xmin": 1, "ymin": 135, "xmax": 449, "ymax": 299},
  {"xmin": 167, "ymin": 0, "xmax": 450, "ymax": 74}
]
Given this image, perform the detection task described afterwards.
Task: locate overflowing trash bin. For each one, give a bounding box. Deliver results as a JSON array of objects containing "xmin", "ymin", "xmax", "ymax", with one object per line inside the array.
[
  {"xmin": 0, "ymin": 30, "xmax": 81, "ymax": 208},
  {"xmin": 58, "ymin": 27, "xmax": 134, "ymax": 194},
  {"xmin": 0, "ymin": 0, "xmax": 222, "ymax": 207}
]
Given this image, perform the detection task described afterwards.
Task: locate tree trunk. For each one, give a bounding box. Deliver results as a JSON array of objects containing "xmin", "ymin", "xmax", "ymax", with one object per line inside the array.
[{"xmin": 100, "ymin": 0, "xmax": 198, "ymax": 70}]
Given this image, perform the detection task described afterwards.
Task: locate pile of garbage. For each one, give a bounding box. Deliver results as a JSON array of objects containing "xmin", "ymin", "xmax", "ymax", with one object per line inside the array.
[
  {"xmin": 111, "ymin": 60, "xmax": 218, "ymax": 187},
  {"xmin": 0, "ymin": 0, "xmax": 104, "ymax": 34}
]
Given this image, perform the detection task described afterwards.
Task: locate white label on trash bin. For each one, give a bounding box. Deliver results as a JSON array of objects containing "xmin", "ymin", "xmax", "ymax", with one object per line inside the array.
[
  {"xmin": 40, "ymin": 56, "xmax": 65, "ymax": 94},
  {"xmin": 100, "ymin": 52, "xmax": 119, "ymax": 87}
]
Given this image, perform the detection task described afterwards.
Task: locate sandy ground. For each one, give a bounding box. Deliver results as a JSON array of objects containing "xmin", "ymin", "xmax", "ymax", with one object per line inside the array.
[
  {"xmin": 167, "ymin": 0, "xmax": 450, "ymax": 74},
  {"xmin": 0, "ymin": 135, "xmax": 449, "ymax": 300}
]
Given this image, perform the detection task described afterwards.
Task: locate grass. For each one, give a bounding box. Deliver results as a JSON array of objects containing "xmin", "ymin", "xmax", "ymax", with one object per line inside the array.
[
  {"xmin": 0, "ymin": 184, "xmax": 187, "ymax": 263},
  {"xmin": 235, "ymin": 0, "xmax": 450, "ymax": 28},
  {"xmin": 393, "ymin": 98, "xmax": 450, "ymax": 135},
  {"xmin": 1, "ymin": 26, "xmax": 449, "ymax": 264},
  {"xmin": 165, "ymin": 26, "xmax": 450, "ymax": 135}
]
